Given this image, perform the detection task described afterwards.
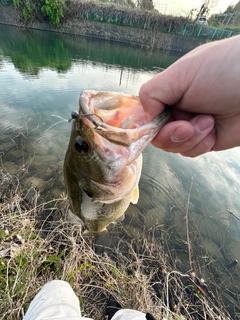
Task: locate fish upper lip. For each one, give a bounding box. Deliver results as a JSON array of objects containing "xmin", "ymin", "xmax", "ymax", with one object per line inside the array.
[{"xmin": 79, "ymin": 90, "xmax": 103, "ymax": 129}]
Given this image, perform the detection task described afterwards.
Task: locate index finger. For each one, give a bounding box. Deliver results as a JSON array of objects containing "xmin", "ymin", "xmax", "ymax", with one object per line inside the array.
[
  {"xmin": 139, "ymin": 82, "xmax": 165, "ymax": 121},
  {"xmin": 139, "ymin": 67, "xmax": 186, "ymax": 121}
]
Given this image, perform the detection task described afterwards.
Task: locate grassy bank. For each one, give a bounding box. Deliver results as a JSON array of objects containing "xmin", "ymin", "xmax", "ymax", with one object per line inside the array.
[
  {"xmin": 0, "ymin": 169, "xmax": 232, "ymax": 320},
  {"xmin": 2, "ymin": 0, "xmax": 190, "ymax": 31},
  {"xmin": 0, "ymin": 0, "xmax": 208, "ymax": 52},
  {"xmin": 2, "ymin": 0, "xmax": 238, "ymax": 43}
]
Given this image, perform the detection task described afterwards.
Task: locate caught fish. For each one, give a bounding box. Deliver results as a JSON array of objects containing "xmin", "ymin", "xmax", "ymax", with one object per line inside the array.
[{"xmin": 64, "ymin": 90, "xmax": 170, "ymax": 235}]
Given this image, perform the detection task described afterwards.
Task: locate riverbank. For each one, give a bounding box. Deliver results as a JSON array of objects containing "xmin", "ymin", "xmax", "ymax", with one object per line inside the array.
[
  {"xmin": 0, "ymin": 4, "xmax": 208, "ymax": 53},
  {"xmin": 0, "ymin": 170, "xmax": 232, "ymax": 319}
]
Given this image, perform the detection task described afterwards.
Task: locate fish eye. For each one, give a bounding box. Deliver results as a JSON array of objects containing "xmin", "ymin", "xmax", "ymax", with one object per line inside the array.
[{"xmin": 75, "ymin": 136, "xmax": 89, "ymax": 154}]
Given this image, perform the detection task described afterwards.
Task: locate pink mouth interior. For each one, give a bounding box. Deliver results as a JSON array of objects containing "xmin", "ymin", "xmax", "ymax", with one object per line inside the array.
[{"xmin": 93, "ymin": 95, "xmax": 147, "ymax": 129}]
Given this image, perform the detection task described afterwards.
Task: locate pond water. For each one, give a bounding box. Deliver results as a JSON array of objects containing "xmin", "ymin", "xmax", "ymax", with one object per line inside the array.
[{"xmin": 1, "ymin": 25, "xmax": 240, "ymax": 316}]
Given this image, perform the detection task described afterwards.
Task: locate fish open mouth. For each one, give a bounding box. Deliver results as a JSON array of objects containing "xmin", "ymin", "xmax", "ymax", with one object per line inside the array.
[
  {"xmin": 79, "ymin": 90, "xmax": 153, "ymax": 129},
  {"xmin": 78, "ymin": 90, "xmax": 171, "ymax": 147}
]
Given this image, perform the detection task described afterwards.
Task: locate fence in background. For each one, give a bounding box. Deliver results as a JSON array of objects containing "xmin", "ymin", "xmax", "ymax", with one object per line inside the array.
[
  {"xmin": 0, "ymin": 0, "xmax": 239, "ymax": 41},
  {"xmin": 181, "ymin": 24, "xmax": 238, "ymax": 40}
]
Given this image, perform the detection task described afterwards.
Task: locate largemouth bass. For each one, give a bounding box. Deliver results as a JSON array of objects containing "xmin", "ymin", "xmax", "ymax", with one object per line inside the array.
[{"xmin": 64, "ymin": 90, "xmax": 170, "ymax": 235}]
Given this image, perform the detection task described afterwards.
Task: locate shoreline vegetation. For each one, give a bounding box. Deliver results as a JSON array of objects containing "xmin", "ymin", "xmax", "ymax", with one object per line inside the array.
[
  {"xmin": 0, "ymin": 0, "xmax": 210, "ymax": 52},
  {"xmin": 0, "ymin": 0, "xmax": 239, "ymax": 52},
  {"xmin": 0, "ymin": 169, "xmax": 233, "ymax": 320}
]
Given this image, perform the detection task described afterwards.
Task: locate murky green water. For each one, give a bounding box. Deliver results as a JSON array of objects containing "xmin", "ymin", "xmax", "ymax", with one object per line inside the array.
[{"xmin": 1, "ymin": 25, "xmax": 240, "ymax": 316}]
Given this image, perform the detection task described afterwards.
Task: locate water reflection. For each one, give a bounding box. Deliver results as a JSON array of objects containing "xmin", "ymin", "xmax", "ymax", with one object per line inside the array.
[
  {"xmin": 0, "ymin": 24, "xmax": 181, "ymax": 76},
  {"xmin": 1, "ymin": 25, "xmax": 240, "ymax": 317}
]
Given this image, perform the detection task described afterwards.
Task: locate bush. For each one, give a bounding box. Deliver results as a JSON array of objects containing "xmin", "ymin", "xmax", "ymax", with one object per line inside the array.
[
  {"xmin": 40, "ymin": 0, "xmax": 65, "ymax": 26},
  {"xmin": 11, "ymin": 0, "xmax": 65, "ymax": 26},
  {"xmin": 12, "ymin": 0, "xmax": 34, "ymax": 22}
]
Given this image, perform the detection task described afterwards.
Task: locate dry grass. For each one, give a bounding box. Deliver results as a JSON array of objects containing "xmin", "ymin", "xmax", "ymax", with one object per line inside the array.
[
  {"xmin": 9, "ymin": 0, "xmax": 191, "ymax": 34},
  {"xmin": 64, "ymin": 0, "xmax": 190, "ymax": 33},
  {"xmin": 0, "ymin": 169, "xmax": 233, "ymax": 320}
]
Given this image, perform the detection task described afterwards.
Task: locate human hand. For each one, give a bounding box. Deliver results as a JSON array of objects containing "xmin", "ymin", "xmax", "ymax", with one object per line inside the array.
[{"xmin": 139, "ymin": 36, "xmax": 240, "ymax": 157}]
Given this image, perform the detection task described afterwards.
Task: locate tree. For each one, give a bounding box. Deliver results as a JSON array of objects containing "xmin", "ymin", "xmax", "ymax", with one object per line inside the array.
[
  {"xmin": 229, "ymin": 1, "xmax": 240, "ymax": 26},
  {"xmin": 224, "ymin": 4, "xmax": 235, "ymax": 14},
  {"xmin": 196, "ymin": 0, "xmax": 219, "ymax": 19},
  {"xmin": 137, "ymin": 0, "xmax": 154, "ymax": 11},
  {"xmin": 188, "ymin": 0, "xmax": 219, "ymax": 21},
  {"xmin": 111, "ymin": 0, "xmax": 136, "ymax": 8}
]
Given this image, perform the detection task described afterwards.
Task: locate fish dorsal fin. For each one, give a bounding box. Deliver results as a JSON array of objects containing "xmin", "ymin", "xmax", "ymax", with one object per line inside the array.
[{"xmin": 130, "ymin": 185, "xmax": 139, "ymax": 204}]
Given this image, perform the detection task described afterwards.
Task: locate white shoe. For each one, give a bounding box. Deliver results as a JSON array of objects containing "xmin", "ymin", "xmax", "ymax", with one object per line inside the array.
[
  {"xmin": 23, "ymin": 280, "xmax": 93, "ymax": 320},
  {"xmin": 111, "ymin": 309, "xmax": 147, "ymax": 320}
]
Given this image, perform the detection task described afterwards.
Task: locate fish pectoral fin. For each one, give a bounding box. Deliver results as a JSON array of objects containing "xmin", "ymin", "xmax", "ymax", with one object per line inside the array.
[{"xmin": 130, "ymin": 185, "xmax": 139, "ymax": 204}]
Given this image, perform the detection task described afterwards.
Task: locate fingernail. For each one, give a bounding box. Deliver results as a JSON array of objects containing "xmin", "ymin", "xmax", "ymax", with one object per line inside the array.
[
  {"xmin": 194, "ymin": 115, "xmax": 214, "ymax": 133},
  {"xmin": 171, "ymin": 127, "xmax": 192, "ymax": 143}
]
